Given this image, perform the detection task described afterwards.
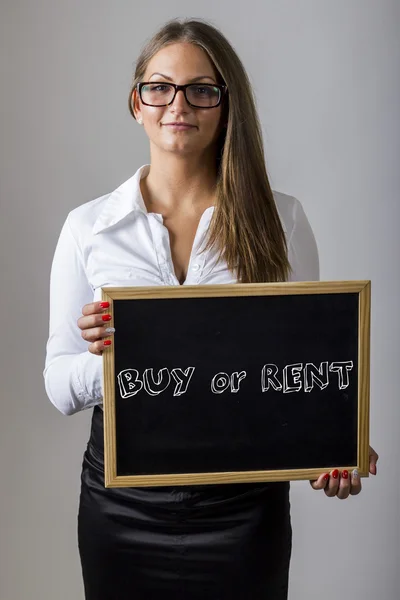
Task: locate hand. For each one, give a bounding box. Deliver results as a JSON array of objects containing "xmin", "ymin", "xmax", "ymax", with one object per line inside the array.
[
  {"xmin": 310, "ymin": 446, "xmax": 379, "ymax": 499},
  {"xmin": 77, "ymin": 301, "xmax": 115, "ymax": 355}
]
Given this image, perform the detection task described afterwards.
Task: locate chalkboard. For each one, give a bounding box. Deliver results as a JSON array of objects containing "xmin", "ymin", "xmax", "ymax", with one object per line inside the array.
[{"xmin": 102, "ymin": 281, "xmax": 370, "ymax": 488}]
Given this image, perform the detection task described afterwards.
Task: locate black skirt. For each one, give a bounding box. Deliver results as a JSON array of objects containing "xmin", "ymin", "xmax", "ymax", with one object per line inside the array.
[{"xmin": 78, "ymin": 406, "xmax": 292, "ymax": 600}]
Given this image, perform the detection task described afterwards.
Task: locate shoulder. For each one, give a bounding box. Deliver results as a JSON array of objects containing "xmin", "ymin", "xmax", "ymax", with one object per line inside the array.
[
  {"xmin": 272, "ymin": 190, "xmax": 319, "ymax": 281},
  {"xmin": 65, "ymin": 192, "xmax": 111, "ymax": 243},
  {"xmin": 64, "ymin": 165, "xmax": 148, "ymax": 245},
  {"xmin": 272, "ymin": 189, "xmax": 302, "ymax": 236}
]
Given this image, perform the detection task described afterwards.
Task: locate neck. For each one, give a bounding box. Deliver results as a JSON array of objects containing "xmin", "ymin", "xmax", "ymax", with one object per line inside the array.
[{"xmin": 141, "ymin": 148, "xmax": 218, "ymax": 214}]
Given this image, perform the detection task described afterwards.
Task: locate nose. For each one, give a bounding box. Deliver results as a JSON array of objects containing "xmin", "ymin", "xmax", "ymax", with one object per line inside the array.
[{"xmin": 170, "ymin": 88, "xmax": 190, "ymax": 112}]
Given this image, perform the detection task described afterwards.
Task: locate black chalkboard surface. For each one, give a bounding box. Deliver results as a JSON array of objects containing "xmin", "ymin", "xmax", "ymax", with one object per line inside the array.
[{"xmin": 101, "ymin": 281, "xmax": 370, "ymax": 488}]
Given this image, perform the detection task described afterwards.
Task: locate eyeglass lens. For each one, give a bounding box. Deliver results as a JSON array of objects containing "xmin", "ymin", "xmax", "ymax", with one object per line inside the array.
[{"xmin": 141, "ymin": 83, "xmax": 221, "ymax": 107}]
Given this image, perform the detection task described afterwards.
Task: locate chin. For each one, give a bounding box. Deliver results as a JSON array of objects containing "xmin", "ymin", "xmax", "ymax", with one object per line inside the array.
[{"xmin": 157, "ymin": 140, "xmax": 203, "ymax": 154}]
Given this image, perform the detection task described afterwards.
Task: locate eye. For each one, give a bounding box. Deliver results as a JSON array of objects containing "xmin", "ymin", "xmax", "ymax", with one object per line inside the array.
[
  {"xmin": 143, "ymin": 84, "xmax": 171, "ymax": 93},
  {"xmin": 193, "ymin": 86, "xmax": 213, "ymax": 95}
]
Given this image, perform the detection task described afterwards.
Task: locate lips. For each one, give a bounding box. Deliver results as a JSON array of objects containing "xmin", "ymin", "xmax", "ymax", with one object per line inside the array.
[{"xmin": 163, "ymin": 122, "xmax": 195, "ymax": 127}]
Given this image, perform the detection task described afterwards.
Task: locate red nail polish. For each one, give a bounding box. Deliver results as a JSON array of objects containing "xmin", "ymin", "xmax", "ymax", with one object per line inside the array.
[
  {"xmin": 102, "ymin": 314, "xmax": 112, "ymax": 322},
  {"xmin": 103, "ymin": 340, "xmax": 112, "ymax": 346},
  {"xmin": 332, "ymin": 469, "xmax": 339, "ymax": 479},
  {"xmin": 100, "ymin": 301, "xmax": 110, "ymax": 308},
  {"xmin": 323, "ymin": 474, "xmax": 329, "ymax": 481},
  {"xmin": 342, "ymin": 470, "xmax": 349, "ymax": 479}
]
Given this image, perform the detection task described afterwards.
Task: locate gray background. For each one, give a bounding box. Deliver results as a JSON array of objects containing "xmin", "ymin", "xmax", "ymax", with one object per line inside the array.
[{"xmin": 1, "ymin": 1, "xmax": 399, "ymax": 598}]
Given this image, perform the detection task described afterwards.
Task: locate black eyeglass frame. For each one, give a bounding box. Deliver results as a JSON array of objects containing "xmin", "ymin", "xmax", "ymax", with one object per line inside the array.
[{"xmin": 137, "ymin": 82, "xmax": 228, "ymax": 108}]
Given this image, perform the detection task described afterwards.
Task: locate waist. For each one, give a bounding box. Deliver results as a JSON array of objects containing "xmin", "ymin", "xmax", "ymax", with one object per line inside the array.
[{"xmin": 87, "ymin": 405, "xmax": 290, "ymax": 506}]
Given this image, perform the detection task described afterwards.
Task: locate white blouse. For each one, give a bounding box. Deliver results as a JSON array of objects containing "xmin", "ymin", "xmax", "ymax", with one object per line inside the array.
[{"xmin": 44, "ymin": 164, "xmax": 320, "ymax": 416}]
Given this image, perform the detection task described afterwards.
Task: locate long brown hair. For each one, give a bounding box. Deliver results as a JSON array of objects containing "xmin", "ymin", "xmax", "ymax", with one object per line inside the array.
[{"xmin": 128, "ymin": 18, "xmax": 291, "ymax": 283}]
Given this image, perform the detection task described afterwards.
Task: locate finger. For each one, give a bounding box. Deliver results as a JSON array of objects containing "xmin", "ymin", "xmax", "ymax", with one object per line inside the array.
[
  {"xmin": 77, "ymin": 311, "xmax": 113, "ymax": 331},
  {"xmin": 81, "ymin": 326, "xmax": 116, "ymax": 343},
  {"xmin": 369, "ymin": 446, "xmax": 379, "ymax": 475},
  {"xmin": 310, "ymin": 473, "xmax": 329, "ymax": 490},
  {"xmin": 324, "ymin": 469, "xmax": 340, "ymax": 497},
  {"xmin": 88, "ymin": 338, "xmax": 113, "ymax": 356},
  {"xmin": 336, "ymin": 469, "xmax": 351, "ymax": 500},
  {"xmin": 82, "ymin": 301, "xmax": 110, "ymax": 316},
  {"xmin": 350, "ymin": 469, "xmax": 362, "ymax": 495}
]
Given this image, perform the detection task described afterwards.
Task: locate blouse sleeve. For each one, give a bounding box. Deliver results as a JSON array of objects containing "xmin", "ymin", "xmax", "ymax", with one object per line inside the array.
[
  {"xmin": 287, "ymin": 198, "xmax": 320, "ymax": 282},
  {"xmin": 43, "ymin": 215, "xmax": 103, "ymax": 416}
]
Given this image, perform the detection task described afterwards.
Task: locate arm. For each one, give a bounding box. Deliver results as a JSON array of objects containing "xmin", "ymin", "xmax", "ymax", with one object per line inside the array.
[
  {"xmin": 43, "ymin": 215, "xmax": 103, "ymax": 416},
  {"xmin": 287, "ymin": 199, "xmax": 379, "ymax": 496}
]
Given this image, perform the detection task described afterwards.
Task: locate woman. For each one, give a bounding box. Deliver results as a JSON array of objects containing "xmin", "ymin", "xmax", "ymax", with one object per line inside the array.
[{"xmin": 44, "ymin": 18, "xmax": 378, "ymax": 600}]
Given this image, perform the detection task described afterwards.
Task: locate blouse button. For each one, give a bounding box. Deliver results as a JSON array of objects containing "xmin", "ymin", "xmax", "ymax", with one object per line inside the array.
[{"xmin": 192, "ymin": 263, "xmax": 200, "ymax": 272}]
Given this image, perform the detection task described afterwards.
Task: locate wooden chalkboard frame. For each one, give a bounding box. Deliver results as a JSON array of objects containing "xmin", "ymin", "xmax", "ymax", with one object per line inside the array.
[{"xmin": 101, "ymin": 281, "xmax": 370, "ymax": 488}]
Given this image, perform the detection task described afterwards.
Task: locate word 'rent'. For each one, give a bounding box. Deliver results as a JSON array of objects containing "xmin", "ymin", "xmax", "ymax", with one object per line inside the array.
[{"xmin": 117, "ymin": 361, "xmax": 353, "ymax": 399}]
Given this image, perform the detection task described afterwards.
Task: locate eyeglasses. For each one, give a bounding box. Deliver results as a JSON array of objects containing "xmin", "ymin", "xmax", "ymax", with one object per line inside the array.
[{"xmin": 137, "ymin": 82, "xmax": 227, "ymax": 108}]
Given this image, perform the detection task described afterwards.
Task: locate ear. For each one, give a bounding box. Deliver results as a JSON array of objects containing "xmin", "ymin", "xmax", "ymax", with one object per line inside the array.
[{"xmin": 131, "ymin": 88, "xmax": 142, "ymax": 121}]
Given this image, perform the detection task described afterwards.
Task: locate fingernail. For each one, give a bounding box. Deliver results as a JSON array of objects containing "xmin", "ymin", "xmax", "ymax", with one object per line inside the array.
[
  {"xmin": 342, "ymin": 470, "xmax": 349, "ymax": 479},
  {"xmin": 102, "ymin": 314, "xmax": 112, "ymax": 322},
  {"xmin": 332, "ymin": 469, "xmax": 339, "ymax": 479},
  {"xmin": 103, "ymin": 340, "xmax": 112, "ymax": 346},
  {"xmin": 323, "ymin": 474, "xmax": 329, "ymax": 481},
  {"xmin": 100, "ymin": 301, "xmax": 110, "ymax": 308},
  {"xmin": 104, "ymin": 327, "xmax": 115, "ymax": 334},
  {"xmin": 352, "ymin": 469, "xmax": 359, "ymax": 479}
]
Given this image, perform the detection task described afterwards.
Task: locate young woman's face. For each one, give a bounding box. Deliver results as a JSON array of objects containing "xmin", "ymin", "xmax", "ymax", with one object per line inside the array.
[{"xmin": 133, "ymin": 42, "xmax": 224, "ymax": 158}]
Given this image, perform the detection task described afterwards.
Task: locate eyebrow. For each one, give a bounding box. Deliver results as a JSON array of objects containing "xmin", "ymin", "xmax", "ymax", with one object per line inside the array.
[{"xmin": 148, "ymin": 72, "xmax": 216, "ymax": 83}]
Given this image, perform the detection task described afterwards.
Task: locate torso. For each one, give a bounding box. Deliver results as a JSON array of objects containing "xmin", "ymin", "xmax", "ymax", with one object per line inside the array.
[
  {"xmin": 79, "ymin": 165, "xmax": 314, "ymax": 302},
  {"xmin": 162, "ymin": 211, "xmax": 208, "ymax": 284},
  {"xmin": 140, "ymin": 177, "xmax": 215, "ymax": 285}
]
